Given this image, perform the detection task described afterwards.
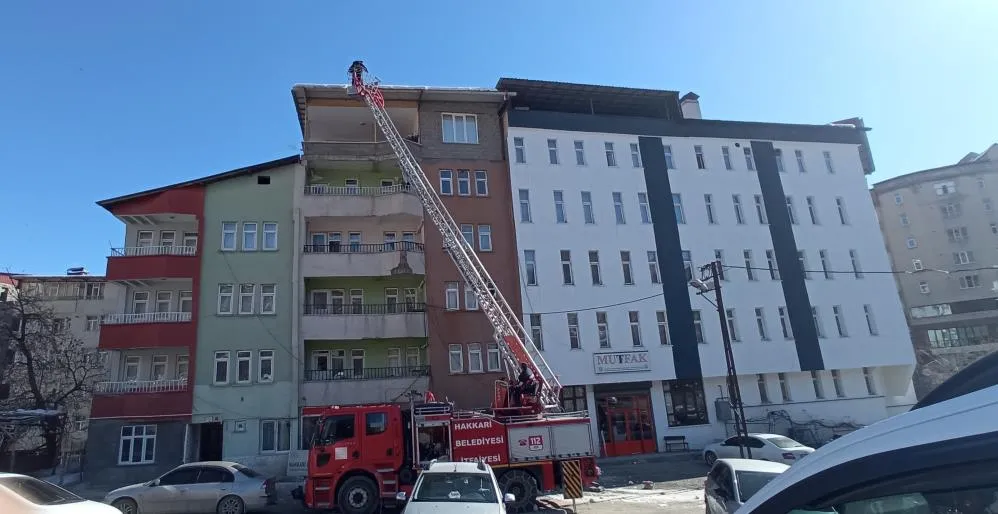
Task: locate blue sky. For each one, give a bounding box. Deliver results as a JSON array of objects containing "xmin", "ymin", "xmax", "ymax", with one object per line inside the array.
[{"xmin": 1, "ymin": 1, "xmax": 995, "ymax": 275}]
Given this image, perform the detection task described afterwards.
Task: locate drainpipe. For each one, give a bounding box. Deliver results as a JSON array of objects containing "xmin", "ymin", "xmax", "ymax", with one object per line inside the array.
[{"xmin": 292, "ymin": 203, "xmax": 302, "ymax": 449}]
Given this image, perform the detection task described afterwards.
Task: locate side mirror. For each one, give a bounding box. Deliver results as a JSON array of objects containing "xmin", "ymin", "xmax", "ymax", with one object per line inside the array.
[
  {"xmin": 504, "ymin": 493, "xmax": 516, "ymax": 504},
  {"xmin": 148, "ymin": 479, "xmax": 160, "ymax": 487},
  {"xmin": 395, "ymin": 492, "xmax": 407, "ymax": 502}
]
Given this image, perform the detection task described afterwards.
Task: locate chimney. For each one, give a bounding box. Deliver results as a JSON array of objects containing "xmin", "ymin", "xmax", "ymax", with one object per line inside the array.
[{"xmin": 680, "ymin": 92, "xmax": 701, "ymax": 119}]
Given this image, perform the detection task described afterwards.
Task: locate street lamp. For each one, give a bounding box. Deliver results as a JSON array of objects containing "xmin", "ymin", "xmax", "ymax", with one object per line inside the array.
[{"xmin": 690, "ymin": 260, "xmax": 751, "ymax": 459}]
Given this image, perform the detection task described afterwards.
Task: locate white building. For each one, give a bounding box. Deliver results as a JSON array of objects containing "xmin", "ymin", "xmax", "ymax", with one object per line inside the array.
[{"xmin": 496, "ymin": 80, "xmax": 917, "ymax": 455}]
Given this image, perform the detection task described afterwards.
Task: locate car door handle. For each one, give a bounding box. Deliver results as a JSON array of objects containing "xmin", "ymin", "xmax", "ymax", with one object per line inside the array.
[{"xmin": 353, "ymin": 450, "xmax": 360, "ymax": 459}]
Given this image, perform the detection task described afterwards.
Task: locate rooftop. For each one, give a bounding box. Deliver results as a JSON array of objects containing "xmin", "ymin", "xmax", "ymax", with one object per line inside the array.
[
  {"xmin": 497, "ymin": 78, "xmax": 683, "ymax": 119},
  {"xmin": 873, "ymin": 142, "xmax": 998, "ymax": 191}
]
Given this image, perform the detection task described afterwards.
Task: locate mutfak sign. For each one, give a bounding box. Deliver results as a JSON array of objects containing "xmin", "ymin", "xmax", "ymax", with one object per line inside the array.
[{"xmin": 592, "ymin": 351, "xmax": 651, "ymax": 374}]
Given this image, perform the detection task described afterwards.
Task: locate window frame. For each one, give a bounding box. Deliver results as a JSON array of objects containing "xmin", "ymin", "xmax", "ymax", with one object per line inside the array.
[
  {"xmin": 518, "ymin": 189, "xmax": 532, "ymax": 222},
  {"xmin": 236, "ymin": 350, "xmax": 252, "ymax": 384},
  {"xmin": 238, "ymin": 284, "xmax": 256, "ymax": 315},
  {"xmin": 448, "ymin": 344, "xmax": 464, "ymax": 373},
  {"xmin": 260, "ymin": 284, "xmax": 277, "ymax": 315},
  {"xmin": 241, "ymin": 222, "xmax": 258, "ymax": 251},
  {"xmin": 474, "ymin": 170, "xmax": 488, "ymax": 196},
  {"xmin": 217, "ymin": 284, "xmax": 234, "ymax": 315},
  {"xmin": 118, "ymin": 425, "xmax": 157, "ymax": 465},
  {"xmin": 262, "ymin": 222, "xmax": 278, "ymax": 251},
  {"xmin": 213, "ymin": 351, "xmax": 230, "ymax": 385},
  {"xmin": 467, "ymin": 343, "xmax": 484, "ymax": 373},
  {"xmin": 444, "ymin": 282, "xmax": 460, "ymax": 310},
  {"xmin": 441, "ymin": 113, "xmax": 479, "ymax": 144},
  {"xmin": 477, "ymin": 224, "xmax": 493, "ymax": 252},
  {"xmin": 439, "ymin": 170, "xmax": 453, "ymax": 195},
  {"xmin": 260, "ymin": 419, "xmax": 291, "ymax": 453},
  {"xmin": 258, "ymin": 350, "xmax": 275, "ymax": 383},
  {"xmin": 221, "ymin": 222, "xmax": 237, "ymax": 251}
]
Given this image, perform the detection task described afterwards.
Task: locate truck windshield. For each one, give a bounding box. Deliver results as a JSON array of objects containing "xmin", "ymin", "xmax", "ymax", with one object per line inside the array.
[
  {"xmin": 313, "ymin": 414, "xmax": 355, "ymax": 446},
  {"xmin": 413, "ymin": 473, "xmax": 497, "ymax": 503}
]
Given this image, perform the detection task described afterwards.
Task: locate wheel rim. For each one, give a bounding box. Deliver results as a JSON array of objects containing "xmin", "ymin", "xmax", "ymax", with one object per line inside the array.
[
  {"xmin": 347, "ymin": 487, "xmax": 370, "ymax": 509},
  {"xmin": 219, "ymin": 496, "xmax": 242, "ymax": 514},
  {"xmin": 115, "ymin": 500, "xmax": 136, "ymax": 514},
  {"xmin": 706, "ymin": 452, "xmax": 716, "ymax": 464}
]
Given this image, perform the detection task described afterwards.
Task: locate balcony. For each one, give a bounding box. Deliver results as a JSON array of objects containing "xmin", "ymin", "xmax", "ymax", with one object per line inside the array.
[
  {"xmin": 90, "ymin": 380, "xmax": 192, "ymax": 419},
  {"xmin": 301, "ymin": 303, "xmax": 426, "ymax": 340},
  {"xmin": 302, "ymin": 243, "xmax": 425, "ymax": 277},
  {"xmin": 95, "ymin": 378, "xmax": 189, "ymax": 395},
  {"xmin": 103, "ymin": 312, "xmax": 192, "ymax": 325},
  {"xmin": 301, "ymin": 184, "xmax": 423, "ymax": 219},
  {"xmin": 302, "ymin": 366, "xmax": 430, "ymax": 406},
  {"xmin": 303, "ymin": 139, "xmax": 422, "ymax": 164},
  {"xmin": 106, "ymin": 245, "xmax": 198, "ymax": 283},
  {"xmin": 99, "ymin": 312, "xmax": 195, "ymax": 350}
]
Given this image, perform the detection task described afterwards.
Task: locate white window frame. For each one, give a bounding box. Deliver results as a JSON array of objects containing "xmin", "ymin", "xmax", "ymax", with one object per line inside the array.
[
  {"xmin": 567, "ymin": 313, "xmax": 581, "ymax": 349},
  {"xmin": 262, "ymin": 222, "xmax": 278, "ymax": 251},
  {"xmin": 523, "ymin": 250, "xmax": 538, "ymax": 286},
  {"xmin": 574, "ymin": 140, "xmax": 586, "ymax": 165},
  {"xmin": 155, "ymin": 291, "xmax": 172, "ymax": 313},
  {"xmin": 705, "ymin": 193, "xmax": 716, "ymax": 224},
  {"xmin": 118, "ymin": 425, "xmax": 156, "ymax": 465},
  {"xmin": 823, "ymin": 150, "xmax": 835, "ymax": 173},
  {"xmin": 628, "ymin": 311, "xmax": 642, "ymax": 347},
  {"xmin": 468, "ymin": 343, "xmax": 484, "ymax": 373},
  {"xmin": 445, "ymin": 282, "xmax": 460, "ymax": 310},
  {"xmin": 726, "ymin": 308, "xmax": 740, "ymax": 342},
  {"xmin": 596, "ymin": 311, "xmax": 610, "ymax": 348},
  {"xmin": 638, "ymin": 193, "xmax": 651, "ymax": 224},
  {"xmin": 257, "ymin": 350, "xmax": 274, "ymax": 382},
  {"xmin": 217, "ymin": 284, "xmax": 234, "ymax": 315},
  {"xmin": 529, "ymin": 314, "xmax": 543, "ymax": 350},
  {"xmin": 448, "ymin": 344, "xmax": 464, "ymax": 373},
  {"xmin": 620, "ymin": 250, "xmax": 634, "ymax": 285},
  {"xmin": 812, "ymin": 306, "xmax": 826, "ymax": 338},
  {"xmin": 439, "ymin": 170, "xmax": 453, "ymax": 195},
  {"xmin": 811, "ymin": 371, "xmax": 825, "ymax": 399},
  {"xmin": 85, "ymin": 315, "xmax": 100, "ymax": 332},
  {"xmin": 863, "ymin": 304, "xmax": 878, "ymax": 336},
  {"xmin": 663, "ymin": 145, "xmax": 675, "ymax": 169},
  {"xmin": 779, "ymin": 306, "xmax": 792, "ymax": 339},
  {"xmin": 588, "ymin": 251, "xmax": 602, "ymax": 286},
  {"xmin": 744, "ymin": 147, "xmax": 755, "ymax": 170},
  {"xmin": 518, "ymin": 189, "xmax": 532, "ymax": 222},
  {"xmin": 806, "ymin": 196, "xmax": 819, "ymax": 224},
  {"xmin": 132, "ymin": 291, "xmax": 149, "ymax": 314},
  {"xmin": 464, "ymin": 283, "xmax": 478, "ymax": 310},
  {"xmin": 561, "ymin": 250, "xmax": 574, "ymax": 285},
  {"xmin": 547, "ymin": 138, "xmax": 560, "ymax": 165},
  {"xmin": 456, "ymin": 170, "xmax": 471, "ymax": 196},
  {"xmin": 553, "ymin": 190, "xmax": 567, "ymax": 223},
  {"xmin": 835, "ymin": 197, "xmax": 850, "ymax": 225},
  {"xmin": 124, "ymin": 356, "xmax": 141, "ymax": 381},
  {"xmin": 474, "ymin": 170, "xmax": 488, "ymax": 196},
  {"xmin": 260, "ymin": 284, "xmax": 277, "ymax": 315},
  {"xmin": 629, "ymin": 142, "xmax": 641, "ymax": 167},
  {"xmin": 831, "ymin": 369, "xmax": 845, "ymax": 397},
  {"xmin": 795, "ymin": 149, "xmax": 807, "ymax": 173},
  {"xmin": 176, "ymin": 355, "xmax": 189, "ymax": 380},
  {"xmin": 486, "ymin": 343, "xmax": 501, "ymax": 371},
  {"xmin": 755, "ymin": 307, "xmax": 769, "ymax": 340},
  {"xmin": 581, "ymin": 191, "xmax": 595, "ymax": 224},
  {"xmin": 673, "ymin": 194, "xmax": 686, "ymax": 224},
  {"xmin": 733, "ymin": 194, "xmax": 746, "ymax": 224},
  {"xmin": 241, "ymin": 222, "xmax": 258, "ymax": 251},
  {"xmin": 721, "ymin": 146, "xmax": 732, "ymax": 170},
  {"xmin": 513, "ymin": 137, "xmax": 526, "ymax": 163},
  {"xmin": 236, "ymin": 350, "xmax": 252, "ymax": 384},
  {"xmin": 238, "ymin": 284, "xmax": 256, "ymax": 315},
  {"xmin": 604, "ymin": 142, "xmax": 617, "ymax": 167},
  {"xmin": 692, "ymin": 310, "xmax": 704, "ymax": 343},
  {"xmin": 151, "ymin": 355, "xmax": 168, "ymax": 381},
  {"xmin": 179, "ymin": 290, "xmax": 193, "ymax": 313},
  {"xmin": 442, "ymin": 113, "xmax": 479, "ymax": 144},
  {"xmin": 260, "ymin": 419, "xmax": 291, "ymax": 453},
  {"xmin": 774, "ymin": 148, "xmax": 785, "ymax": 172},
  {"xmin": 612, "ymin": 192, "xmax": 626, "ymax": 224},
  {"xmin": 477, "ymin": 224, "xmax": 493, "ymax": 252},
  {"xmin": 694, "ymin": 145, "xmax": 706, "ymax": 169},
  {"xmin": 213, "ymin": 351, "xmax": 230, "ymax": 384}
]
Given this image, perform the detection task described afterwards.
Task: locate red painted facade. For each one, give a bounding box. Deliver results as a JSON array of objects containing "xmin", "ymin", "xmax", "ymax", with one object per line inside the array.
[
  {"xmin": 105, "ymin": 254, "xmax": 200, "ymax": 282},
  {"xmin": 91, "ymin": 390, "xmax": 192, "ymax": 420},
  {"xmin": 98, "ymin": 322, "xmax": 196, "ymax": 350}
]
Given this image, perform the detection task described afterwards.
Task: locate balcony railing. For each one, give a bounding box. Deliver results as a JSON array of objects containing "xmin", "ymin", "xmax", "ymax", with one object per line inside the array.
[
  {"xmin": 303, "ymin": 242, "xmax": 424, "ymax": 254},
  {"xmin": 303, "ymin": 303, "xmax": 426, "ymax": 316},
  {"xmin": 103, "ymin": 312, "xmax": 192, "ymax": 325},
  {"xmin": 95, "ymin": 378, "xmax": 189, "ymax": 394},
  {"xmin": 304, "ymin": 184, "xmax": 412, "ymax": 196},
  {"xmin": 304, "ymin": 366, "xmax": 429, "ymax": 381},
  {"xmin": 111, "ymin": 245, "xmax": 197, "ymax": 257}
]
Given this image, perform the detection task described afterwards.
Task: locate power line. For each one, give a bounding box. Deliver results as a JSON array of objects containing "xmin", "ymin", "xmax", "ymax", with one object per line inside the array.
[{"xmin": 722, "ymin": 263, "xmax": 998, "ymax": 275}]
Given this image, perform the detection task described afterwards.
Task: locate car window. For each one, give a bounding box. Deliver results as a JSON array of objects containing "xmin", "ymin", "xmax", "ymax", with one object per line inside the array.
[
  {"xmin": 747, "ymin": 437, "xmax": 766, "ymax": 449},
  {"xmin": 766, "ymin": 436, "xmax": 802, "ymax": 449},
  {"xmin": 233, "ymin": 464, "xmax": 262, "ymax": 478},
  {"xmin": 316, "ymin": 414, "xmax": 355, "ymax": 445},
  {"xmin": 197, "ymin": 467, "xmax": 234, "ymax": 483},
  {"xmin": 723, "ymin": 437, "xmax": 741, "ymax": 446},
  {"xmin": 716, "ymin": 466, "xmax": 734, "ymax": 495},
  {"xmin": 412, "ymin": 473, "xmax": 498, "ymax": 503},
  {"xmin": 366, "ymin": 412, "xmax": 388, "ymax": 435},
  {"xmin": 159, "ymin": 467, "xmax": 201, "ymax": 485},
  {"xmin": 735, "ymin": 471, "xmax": 782, "ymax": 503},
  {"xmin": 0, "ymin": 476, "xmax": 85, "ymax": 505}
]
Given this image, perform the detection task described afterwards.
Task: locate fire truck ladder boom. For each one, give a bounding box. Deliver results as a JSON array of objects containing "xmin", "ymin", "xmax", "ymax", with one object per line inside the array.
[{"xmin": 348, "ymin": 62, "xmax": 561, "ymax": 408}]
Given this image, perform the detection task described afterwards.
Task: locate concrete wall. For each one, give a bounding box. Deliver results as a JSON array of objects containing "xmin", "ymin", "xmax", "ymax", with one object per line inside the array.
[{"xmin": 83, "ymin": 419, "xmax": 186, "ymax": 487}]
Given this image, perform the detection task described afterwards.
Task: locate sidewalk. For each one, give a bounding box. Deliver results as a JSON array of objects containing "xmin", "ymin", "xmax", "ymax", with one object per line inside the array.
[{"xmin": 598, "ymin": 450, "xmax": 699, "ymax": 467}]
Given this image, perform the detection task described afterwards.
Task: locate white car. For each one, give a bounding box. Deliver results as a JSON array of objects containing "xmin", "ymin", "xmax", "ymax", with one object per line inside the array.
[
  {"xmin": 398, "ymin": 461, "xmax": 515, "ymax": 514},
  {"xmin": 702, "ymin": 433, "xmax": 814, "ymax": 466},
  {"xmin": 103, "ymin": 461, "xmax": 275, "ymax": 514},
  {"xmin": 704, "ymin": 458, "xmax": 789, "ymax": 513},
  {"xmin": 0, "ymin": 473, "xmax": 119, "ymax": 513}
]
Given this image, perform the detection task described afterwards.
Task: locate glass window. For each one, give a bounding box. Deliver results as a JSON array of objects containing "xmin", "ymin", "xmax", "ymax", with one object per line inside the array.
[
  {"xmin": 663, "ymin": 379, "xmax": 709, "ymax": 426},
  {"xmin": 0, "ymin": 476, "xmax": 85, "ymax": 505}
]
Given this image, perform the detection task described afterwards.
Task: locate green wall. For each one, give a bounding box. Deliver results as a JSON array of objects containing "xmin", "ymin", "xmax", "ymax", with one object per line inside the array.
[
  {"xmin": 304, "ymin": 276, "xmax": 424, "ymax": 304},
  {"xmin": 308, "ymin": 167, "xmax": 404, "ymax": 188},
  {"xmin": 304, "ymin": 338, "xmax": 426, "ymax": 368}
]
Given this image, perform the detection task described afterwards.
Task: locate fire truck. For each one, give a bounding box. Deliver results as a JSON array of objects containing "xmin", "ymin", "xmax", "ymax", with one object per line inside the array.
[{"xmin": 300, "ymin": 62, "xmax": 600, "ymax": 513}]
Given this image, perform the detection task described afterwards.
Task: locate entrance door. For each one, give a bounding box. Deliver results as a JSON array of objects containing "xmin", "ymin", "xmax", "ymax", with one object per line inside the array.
[
  {"xmin": 198, "ymin": 422, "xmax": 223, "ymax": 461},
  {"xmin": 601, "ymin": 395, "xmax": 657, "ymax": 456}
]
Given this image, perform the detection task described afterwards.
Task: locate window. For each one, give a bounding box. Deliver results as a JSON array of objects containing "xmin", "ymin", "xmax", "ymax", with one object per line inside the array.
[
  {"xmin": 819, "ymin": 250, "xmax": 833, "ymax": 279},
  {"xmin": 621, "ymin": 251, "xmax": 634, "ymax": 284},
  {"xmin": 560, "ymin": 250, "xmax": 574, "ymax": 285},
  {"xmin": 985, "ymin": 198, "xmax": 994, "ymax": 212},
  {"xmin": 596, "ymin": 312, "xmax": 610, "ymax": 348},
  {"xmin": 259, "ymin": 350, "xmax": 274, "ymax": 382},
  {"xmin": 992, "ymin": 222, "xmax": 997, "ymax": 234},
  {"xmin": 477, "ymin": 225, "xmax": 492, "ymax": 251},
  {"xmin": 178, "ymin": 290, "xmax": 193, "ymax": 313},
  {"xmin": 778, "ymin": 306, "xmax": 792, "ymax": 339},
  {"xmin": 743, "ymin": 147, "xmax": 755, "ymax": 170},
  {"xmin": 812, "ymin": 306, "xmax": 826, "ymax": 338},
  {"xmin": 444, "ymin": 282, "xmax": 459, "ymax": 310},
  {"xmin": 811, "ymin": 371, "xmax": 825, "ymax": 399},
  {"xmin": 574, "ymin": 140, "xmax": 586, "ymax": 165},
  {"xmin": 547, "ymin": 139, "xmax": 559, "ymax": 165},
  {"xmin": 755, "ymin": 308, "xmax": 769, "ymax": 340},
  {"xmin": 744, "ymin": 250, "xmax": 756, "ymax": 281},
  {"xmin": 604, "ymin": 142, "xmax": 617, "ymax": 167},
  {"xmin": 630, "ymin": 143, "xmax": 641, "ymax": 167},
  {"xmin": 442, "ymin": 113, "xmax": 478, "ymax": 144},
  {"xmin": 663, "ymin": 145, "xmax": 675, "ymax": 169},
  {"xmin": 628, "ymin": 193, "xmax": 649, "ymax": 225},
  {"xmin": 151, "ymin": 355, "xmax": 168, "ymax": 380},
  {"xmin": 794, "ymin": 149, "xmax": 806, "ymax": 173},
  {"xmin": 85, "ymin": 316, "xmax": 99, "ymax": 332},
  {"xmin": 934, "ymin": 181, "xmax": 956, "ymax": 196},
  {"xmin": 439, "ymin": 170, "xmax": 453, "ymax": 195},
  {"xmin": 581, "ymin": 191, "xmax": 595, "ymax": 224},
  {"xmin": 588, "ymin": 251, "xmax": 603, "ymax": 285},
  {"xmin": 766, "ymin": 250, "xmax": 780, "ymax": 280},
  {"xmin": 118, "ymin": 425, "xmax": 156, "ymax": 465},
  {"xmin": 757, "ymin": 374, "xmax": 770, "ymax": 403},
  {"xmin": 733, "ymin": 195, "xmax": 746, "ymax": 224},
  {"xmin": 663, "ymin": 379, "xmax": 709, "ymax": 426},
  {"xmin": 753, "ymin": 195, "xmax": 767, "ymax": 224},
  {"xmin": 960, "ymin": 274, "xmax": 981, "ymax": 289},
  {"xmin": 863, "ymin": 367, "xmax": 877, "ymax": 395},
  {"xmin": 217, "ymin": 284, "xmax": 234, "ymax": 315},
  {"xmin": 487, "ymin": 343, "xmax": 501, "ymax": 371},
  {"xmin": 137, "ymin": 230, "xmax": 154, "ymax": 248},
  {"xmin": 612, "ymin": 192, "xmax": 626, "ymax": 224},
  {"xmin": 124, "ymin": 356, "xmax": 140, "ymax": 381},
  {"xmin": 900, "ymin": 213, "xmax": 909, "ymax": 226},
  {"xmin": 261, "ymin": 223, "xmax": 278, "ymax": 251},
  {"xmin": 778, "ymin": 372, "xmax": 792, "ymax": 401},
  {"xmin": 523, "ymin": 250, "xmax": 537, "ymax": 286},
  {"xmin": 713, "ymin": 250, "xmax": 726, "ymax": 280},
  {"xmin": 464, "ymin": 283, "xmax": 478, "ymax": 310},
  {"xmin": 774, "ymin": 148, "xmax": 785, "ymax": 172},
  {"xmin": 222, "ymin": 222, "xmax": 237, "ymax": 251},
  {"xmin": 835, "ymin": 197, "xmax": 850, "ymax": 224},
  {"xmin": 647, "ymin": 251, "xmax": 660, "ymax": 284},
  {"xmin": 941, "ymin": 203, "xmax": 962, "ymax": 218},
  {"xmin": 160, "ymin": 231, "xmax": 176, "ymax": 248},
  {"xmin": 682, "ymin": 250, "xmax": 694, "ymax": 281},
  {"xmin": 786, "ymin": 196, "xmax": 798, "ymax": 224},
  {"xmin": 85, "ymin": 282, "xmax": 104, "ymax": 300},
  {"xmin": 468, "ymin": 343, "xmax": 483, "ymax": 373},
  {"xmin": 822, "ymin": 150, "xmax": 834, "ymax": 173},
  {"xmin": 946, "ymin": 226, "xmax": 969, "ymax": 242},
  {"xmin": 802, "ymin": 196, "xmax": 819, "ymax": 225},
  {"xmin": 627, "ymin": 311, "xmax": 642, "ymax": 347},
  {"xmin": 907, "ymin": 237, "xmax": 918, "ymax": 249},
  {"xmin": 857, "ymin": 304, "xmax": 879, "ymax": 336},
  {"xmin": 845, "ymin": 249, "xmax": 863, "ymax": 278},
  {"xmin": 692, "ymin": 310, "xmax": 704, "ymax": 343},
  {"xmin": 919, "ymin": 281, "xmax": 930, "ymax": 294},
  {"xmin": 567, "ymin": 313, "xmax": 581, "ymax": 349},
  {"xmin": 725, "ymin": 309, "xmax": 739, "ymax": 342},
  {"xmin": 912, "ymin": 259, "xmax": 923, "ymax": 271},
  {"xmin": 553, "ymin": 190, "xmax": 567, "ymax": 223},
  {"xmin": 176, "ymin": 355, "xmax": 189, "ymax": 380},
  {"xmin": 238, "ymin": 284, "xmax": 255, "ymax": 315},
  {"xmin": 214, "ymin": 351, "xmax": 230, "ymax": 384},
  {"xmin": 831, "ymin": 369, "xmax": 845, "ymax": 397},
  {"xmin": 458, "ymin": 224, "xmax": 473, "ymax": 247},
  {"xmin": 694, "ymin": 145, "xmax": 706, "ymax": 169},
  {"xmin": 560, "ymin": 386, "xmax": 587, "ymax": 412},
  {"xmin": 721, "ymin": 146, "xmax": 733, "ymax": 170},
  {"xmin": 236, "ymin": 350, "xmax": 252, "ymax": 383},
  {"xmin": 798, "ymin": 250, "xmax": 811, "ymax": 279},
  {"xmin": 448, "ymin": 344, "xmax": 463, "ymax": 373},
  {"xmin": 457, "ymin": 170, "xmax": 471, "ymax": 196},
  {"xmin": 529, "ymin": 314, "xmax": 543, "ymax": 350},
  {"xmin": 155, "ymin": 291, "xmax": 172, "ymax": 313},
  {"xmin": 954, "ymin": 250, "xmax": 975, "ymax": 265},
  {"xmin": 513, "ymin": 137, "xmax": 525, "ymax": 163},
  {"xmin": 474, "ymin": 170, "xmax": 488, "ymax": 196},
  {"xmin": 260, "ymin": 284, "xmax": 276, "ymax": 314},
  {"xmin": 241, "ymin": 222, "xmax": 258, "ymax": 251},
  {"xmin": 517, "ymin": 189, "xmax": 532, "ymax": 222},
  {"xmin": 704, "ymin": 194, "xmax": 717, "ymax": 224},
  {"xmin": 260, "ymin": 419, "xmax": 291, "ymax": 452}
]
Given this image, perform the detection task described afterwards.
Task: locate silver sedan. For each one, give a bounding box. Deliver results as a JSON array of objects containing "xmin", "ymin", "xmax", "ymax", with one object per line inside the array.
[{"xmin": 104, "ymin": 461, "xmax": 275, "ymax": 514}]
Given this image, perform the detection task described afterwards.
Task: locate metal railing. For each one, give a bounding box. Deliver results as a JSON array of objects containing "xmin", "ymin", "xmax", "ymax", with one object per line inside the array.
[
  {"xmin": 95, "ymin": 378, "xmax": 189, "ymax": 394},
  {"xmin": 111, "ymin": 245, "xmax": 197, "ymax": 257},
  {"xmin": 304, "ymin": 365, "xmax": 429, "ymax": 381},
  {"xmin": 302, "ymin": 242, "xmax": 424, "ymax": 254},
  {"xmin": 303, "ymin": 184, "xmax": 413, "ymax": 196},
  {"xmin": 303, "ymin": 302, "xmax": 425, "ymax": 316},
  {"xmin": 102, "ymin": 312, "xmax": 192, "ymax": 324}
]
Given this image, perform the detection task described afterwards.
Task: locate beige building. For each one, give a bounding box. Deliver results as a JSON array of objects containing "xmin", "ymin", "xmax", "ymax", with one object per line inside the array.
[{"xmin": 872, "ymin": 144, "xmax": 998, "ymax": 398}]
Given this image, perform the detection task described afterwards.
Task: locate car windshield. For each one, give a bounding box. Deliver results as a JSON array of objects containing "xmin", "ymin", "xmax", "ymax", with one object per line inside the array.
[
  {"xmin": 735, "ymin": 470, "xmax": 783, "ymax": 502},
  {"xmin": 0, "ymin": 476, "xmax": 86, "ymax": 505},
  {"xmin": 765, "ymin": 436, "xmax": 802, "ymax": 449},
  {"xmin": 412, "ymin": 473, "xmax": 498, "ymax": 503},
  {"xmin": 233, "ymin": 464, "xmax": 262, "ymax": 478}
]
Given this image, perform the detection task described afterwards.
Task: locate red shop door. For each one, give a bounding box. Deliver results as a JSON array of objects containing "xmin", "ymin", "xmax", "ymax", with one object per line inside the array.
[{"xmin": 602, "ymin": 397, "xmax": 657, "ymax": 457}]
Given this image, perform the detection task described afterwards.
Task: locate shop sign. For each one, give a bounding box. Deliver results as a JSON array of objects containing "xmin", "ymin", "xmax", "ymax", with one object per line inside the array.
[{"xmin": 593, "ymin": 351, "xmax": 651, "ymax": 374}]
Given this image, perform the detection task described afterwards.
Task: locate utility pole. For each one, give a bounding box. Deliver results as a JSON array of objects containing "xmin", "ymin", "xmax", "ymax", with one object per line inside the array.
[{"xmin": 700, "ymin": 260, "xmax": 751, "ymax": 459}]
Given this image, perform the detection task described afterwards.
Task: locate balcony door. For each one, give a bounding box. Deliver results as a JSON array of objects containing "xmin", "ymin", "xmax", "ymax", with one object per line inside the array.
[
  {"xmin": 384, "ymin": 232, "xmax": 396, "ymax": 251},
  {"xmin": 132, "ymin": 292, "xmax": 149, "ymax": 315},
  {"xmin": 387, "ymin": 348, "xmax": 401, "ymax": 377},
  {"xmin": 385, "ymin": 288, "xmax": 399, "ymax": 314},
  {"xmin": 310, "ymin": 233, "xmax": 326, "ymax": 253},
  {"xmin": 351, "ymin": 350, "xmax": 365, "ymax": 378}
]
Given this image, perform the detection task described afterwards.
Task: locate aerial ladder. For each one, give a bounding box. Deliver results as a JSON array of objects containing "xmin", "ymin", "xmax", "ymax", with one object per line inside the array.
[{"xmin": 347, "ymin": 61, "xmax": 561, "ymax": 411}]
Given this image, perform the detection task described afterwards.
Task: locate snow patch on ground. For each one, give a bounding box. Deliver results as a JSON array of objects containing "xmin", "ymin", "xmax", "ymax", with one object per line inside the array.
[{"xmin": 540, "ymin": 486, "xmax": 703, "ymax": 507}]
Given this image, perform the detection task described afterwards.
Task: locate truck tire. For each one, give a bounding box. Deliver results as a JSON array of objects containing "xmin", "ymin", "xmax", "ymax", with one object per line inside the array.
[
  {"xmin": 338, "ymin": 476, "xmax": 379, "ymax": 514},
  {"xmin": 499, "ymin": 469, "xmax": 538, "ymax": 513}
]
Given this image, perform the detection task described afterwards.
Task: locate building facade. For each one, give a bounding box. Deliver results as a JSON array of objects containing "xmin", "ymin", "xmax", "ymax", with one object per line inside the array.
[
  {"xmin": 498, "ymin": 79, "xmax": 917, "ymax": 455},
  {"xmin": 872, "ymin": 144, "xmax": 998, "ymax": 398}
]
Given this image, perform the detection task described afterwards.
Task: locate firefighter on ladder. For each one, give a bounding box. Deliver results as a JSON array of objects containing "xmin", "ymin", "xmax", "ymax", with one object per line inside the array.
[{"xmin": 510, "ymin": 363, "xmax": 537, "ymax": 407}]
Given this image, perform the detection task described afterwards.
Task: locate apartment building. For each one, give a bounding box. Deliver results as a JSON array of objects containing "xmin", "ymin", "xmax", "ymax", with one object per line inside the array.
[
  {"xmin": 290, "ymin": 83, "xmax": 521, "ymax": 424},
  {"xmin": 872, "ymin": 144, "xmax": 998, "ymax": 398},
  {"xmin": 84, "ymin": 156, "xmax": 300, "ymax": 485},
  {"xmin": 497, "ymin": 79, "xmax": 917, "ymax": 455}
]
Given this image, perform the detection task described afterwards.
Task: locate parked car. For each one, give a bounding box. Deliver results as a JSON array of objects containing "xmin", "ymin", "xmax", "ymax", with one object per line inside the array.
[
  {"xmin": 397, "ymin": 461, "xmax": 515, "ymax": 514},
  {"xmin": 702, "ymin": 433, "xmax": 814, "ymax": 466},
  {"xmin": 0, "ymin": 473, "xmax": 119, "ymax": 513},
  {"xmin": 737, "ymin": 351, "xmax": 998, "ymax": 513},
  {"xmin": 704, "ymin": 458, "xmax": 789, "ymax": 513},
  {"xmin": 103, "ymin": 461, "xmax": 275, "ymax": 514}
]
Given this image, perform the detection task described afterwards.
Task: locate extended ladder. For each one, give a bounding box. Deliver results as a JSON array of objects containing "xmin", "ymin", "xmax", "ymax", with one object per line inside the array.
[{"xmin": 347, "ymin": 61, "xmax": 561, "ymax": 409}]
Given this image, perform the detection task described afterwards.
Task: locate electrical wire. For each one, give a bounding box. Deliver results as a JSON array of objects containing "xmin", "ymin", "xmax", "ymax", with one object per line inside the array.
[{"xmin": 721, "ymin": 263, "xmax": 998, "ymax": 275}]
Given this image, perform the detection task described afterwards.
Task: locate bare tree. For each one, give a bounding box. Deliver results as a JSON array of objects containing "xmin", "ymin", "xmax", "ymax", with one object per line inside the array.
[{"xmin": 0, "ymin": 285, "xmax": 105, "ymax": 466}]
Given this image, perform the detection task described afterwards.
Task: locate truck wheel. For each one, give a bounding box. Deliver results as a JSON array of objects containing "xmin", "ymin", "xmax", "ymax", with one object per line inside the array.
[
  {"xmin": 499, "ymin": 469, "xmax": 538, "ymax": 513},
  {"xmin": 338, "ymin": 476, "xmax": 379, "ymax": 514}
]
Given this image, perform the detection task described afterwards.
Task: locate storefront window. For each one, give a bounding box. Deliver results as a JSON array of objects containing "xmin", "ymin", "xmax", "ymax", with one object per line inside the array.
[
  {"xmin": 663, "ymin": 379, "xmax": 709, "ymax": 426},
  {"xmin": 560, "ymin": 386, "xmax": 587, "ymax": 412}
]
